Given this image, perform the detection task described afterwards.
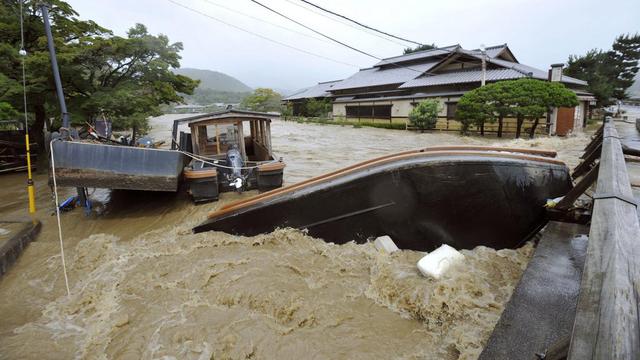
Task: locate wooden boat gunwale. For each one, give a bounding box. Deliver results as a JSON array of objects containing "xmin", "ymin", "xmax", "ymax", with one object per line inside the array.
[
  {"xmin": 215, "ymin": 145, "xmax": 557, "ymax": 213},
  {"xmin": 183, "ymin": 167, "xmax": 217, "ymax": 179},
  {"xmin": 208, "ymin": 147, "xmax": 565, "ymax": 219}
]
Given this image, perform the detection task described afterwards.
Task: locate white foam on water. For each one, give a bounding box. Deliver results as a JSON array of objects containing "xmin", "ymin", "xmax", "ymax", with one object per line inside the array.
[{"xmin": 0, "ymin": 118, "xmax": 592, "ymax": 359}]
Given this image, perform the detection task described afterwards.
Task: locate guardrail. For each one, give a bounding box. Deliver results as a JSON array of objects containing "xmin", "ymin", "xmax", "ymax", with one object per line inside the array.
[{"xmin": 568, "ymin": 118, "xmax": 640, "ymax": 359}]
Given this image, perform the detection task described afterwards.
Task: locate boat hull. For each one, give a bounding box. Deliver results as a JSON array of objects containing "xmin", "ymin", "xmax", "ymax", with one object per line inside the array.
[
  {"xmin": 184, "ymin": 160, "xmax": 285, "ymax": 203},
  {"xmin": 194, "ymin": 150, "xmax": 572, "ymax": 251},
  {"xmin": 51, "ymin": 141, "xmax": 185, "ymax": 191}
]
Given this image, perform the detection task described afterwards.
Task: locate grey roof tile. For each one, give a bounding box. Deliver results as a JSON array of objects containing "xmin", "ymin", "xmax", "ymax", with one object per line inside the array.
[
  {"xmin": 469, "ymin": 44, "xmax": 510, "ymax": 59},
  {"xmin": 283, "ymin": 80, "xmax": 342, "ymax": 100},
  {"xmin": 399, "ymin": 68, "xmax": 527, "ymax": 88},
  {"xmin": 373, "ymin": 45, "xmax": 459, "ymax": 66},
  {"xmin": 287, "ymin": 44, "xmax": 588, "ymax": 98},
  {"xmin": 330, "ymin": 61, "xmax": 437, "ymax": 91},
  {"xmin": 484, "ymin": 57, "xmax": 587, "ymax": 86}
]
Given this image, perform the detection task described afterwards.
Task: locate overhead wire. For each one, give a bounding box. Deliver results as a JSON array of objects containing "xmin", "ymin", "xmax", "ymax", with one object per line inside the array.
[
  {"xmin": 249, "ymin": 0, "xmax": 382, "ymax": 60},
  {"xmin": 199, "ymin": 0, "xmax": 332, "ymax": 45},
  {"xmin": 166, "ymin": 0, "xmax": 359, "ymax": 68},
  {"xmin": 296, "ymin": 0, "xmax": 423, "ymax": 46},
  {"xmin": 247, "ymin": 0, "xmax": 431, "ymax": 74},
  {"xmin": 281, "ymin": 0, "xmax": 408, "ymax": 48},
  {"xmin": 170, "ymin": 0, "xmax": 446, "ymax": 76}
]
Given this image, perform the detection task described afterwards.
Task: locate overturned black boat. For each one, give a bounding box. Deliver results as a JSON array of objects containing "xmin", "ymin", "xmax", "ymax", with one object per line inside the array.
[{"xmin": 193, "ymin": 146, "xmax": 572, "ymax": 251}]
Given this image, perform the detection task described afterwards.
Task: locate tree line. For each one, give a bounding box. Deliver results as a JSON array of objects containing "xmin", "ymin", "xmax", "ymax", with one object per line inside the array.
[
  {"xmin": 0, "ymin": 0, "xmax": 198, "ymax": 147},
  {"xmin": 565, "ymin": 33, "xmax": 640, "ymax": 106},
  {"xmin": 408, "ymin": 78, "xmax": 579, "ymax": 138}
]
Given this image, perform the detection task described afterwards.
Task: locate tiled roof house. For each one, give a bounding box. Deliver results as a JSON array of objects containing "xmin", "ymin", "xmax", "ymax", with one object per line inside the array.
[{"xmin": 284, "ymin": 44, "xmax": 595, "ymax": 135}]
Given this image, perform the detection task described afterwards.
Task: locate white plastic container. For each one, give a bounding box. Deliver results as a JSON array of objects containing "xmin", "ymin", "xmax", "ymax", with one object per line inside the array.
[
  {"xmin": 417, "ymin": 244, "xmax": 464, "ymax": 279},
  {"xmin": 373, "ymin": 235, "xmax": 400, "ymax": 254}
]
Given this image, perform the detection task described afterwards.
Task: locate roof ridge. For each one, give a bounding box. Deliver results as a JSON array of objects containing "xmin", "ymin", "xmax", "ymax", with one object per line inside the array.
[
  {"xmin": 378, "ymin": 44, "xmax": 460, "ymax": 62},
  {"xmin": 433, "ymin": 67, "xmax": 511, "ymax": 74},
  {"xmin": 485, "ymin": 43, "xmax": 507, "ymax": 50},
  {"xmin": 470, "ymin": 43, "xmax": 507, "ymax": 52},
  {"xmin": 475, "ymin": 56, "xmax": 533, "ymax": 77}
]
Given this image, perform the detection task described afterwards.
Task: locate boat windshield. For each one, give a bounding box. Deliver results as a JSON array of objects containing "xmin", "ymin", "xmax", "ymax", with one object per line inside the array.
[{"xmin": 204, "ymin": 124, "xmax": 239, "ymax": 154}]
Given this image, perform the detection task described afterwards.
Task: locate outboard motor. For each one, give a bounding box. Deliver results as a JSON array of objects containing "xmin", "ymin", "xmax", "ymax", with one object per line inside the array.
[{"xmin": 225, "ymin": 145, "xmax": 245, "ymax": 191}]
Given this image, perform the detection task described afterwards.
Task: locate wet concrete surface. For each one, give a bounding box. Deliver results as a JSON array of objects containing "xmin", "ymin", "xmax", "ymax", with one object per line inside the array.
[
  {"xmin": 479, "ymin": 221, "xmax": 589, "ymax": 360},
  {"xmin": 615, "ymin": 115, "xmax": 640, "ymax": 220},
  {"xmin": 0, "ymin": 219, "xmax": 41, "ymax": 276}
]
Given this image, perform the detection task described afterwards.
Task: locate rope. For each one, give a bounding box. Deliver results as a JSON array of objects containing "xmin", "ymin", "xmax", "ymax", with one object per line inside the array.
[
  {"xmin": 176, "ymin": 149, "xmax": 279, "ymax": 170},
  {"xmin": 19, "ymin": 0, "xmax": 27, "ymax": 132},
  {"xmin": 19, "ymin": 0, "xmax": 36, "ymax": 214},
  {"xmin": 49, "ymin": 139, "xmax": 71, "ymax": 296},
  {"xmin": 171, "ymin": 136, "xmax": 281, "ymax": 170}
]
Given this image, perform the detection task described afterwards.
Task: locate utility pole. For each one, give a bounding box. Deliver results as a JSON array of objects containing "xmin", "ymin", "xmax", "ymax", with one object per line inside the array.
[
  {"xmin": 40, "ymin": 2, "xmax": 88, "ymax": 208},
  {"xmin": 40, "ymin": 3, "xmax": 70, "ymax": 133},
  {"xmin": 480, "ymin": 44, "xmax": 487, "ymax": 87}
]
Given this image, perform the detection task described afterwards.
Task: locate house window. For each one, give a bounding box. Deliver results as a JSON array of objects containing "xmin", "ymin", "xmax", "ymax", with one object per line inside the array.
[
  {"xmin": 345, "ymin": 105, "xmax": 392, "ymax": 119},
  {"xmin": 446, "ymin": 102, "xmax": 458, "ymax": 119}
]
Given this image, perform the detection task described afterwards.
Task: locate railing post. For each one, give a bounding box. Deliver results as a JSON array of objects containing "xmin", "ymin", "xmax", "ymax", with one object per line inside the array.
[{"xmin": 568, "ymin": 120, "xmax": 640, "ymax": 359}]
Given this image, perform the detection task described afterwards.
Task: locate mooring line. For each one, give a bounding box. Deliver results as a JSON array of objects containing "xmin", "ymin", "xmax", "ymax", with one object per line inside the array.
[
  {"xmin": 49, "ymin": 139, "xmax": 71, "ymax": 296},
  {"xmin": 19, "ymin": 0, "xmax": 36, "ymax": 214}
]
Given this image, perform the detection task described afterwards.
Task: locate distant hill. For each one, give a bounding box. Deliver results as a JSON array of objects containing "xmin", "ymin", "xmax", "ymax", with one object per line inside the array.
[
  {"xmin": 174, "ymin": 68, "xmax": 252, "ymax": 93},
  {"xmin": 173, "ymin": 68, "xmax": 252, "ymax": 106}
]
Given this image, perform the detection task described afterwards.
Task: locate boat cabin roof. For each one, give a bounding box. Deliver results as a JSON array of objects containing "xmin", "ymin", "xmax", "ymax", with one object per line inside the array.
[
  {"xmin": 171, "ymin": 109, "xmax": 278, "ymax": 161},
  {"xmin": 174, "ymin": 109, "xmax": 278, "ymax": 128}
]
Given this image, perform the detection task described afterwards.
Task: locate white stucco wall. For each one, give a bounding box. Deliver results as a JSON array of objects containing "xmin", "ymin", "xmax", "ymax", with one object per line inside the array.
[
  {"xmin": 333, "ymin": 103, "xmax": 346, "ymax": 117},
  {"xmin": 573, "ymin": 101, "xmax": 585, "ymax": 132},
  {"xmin": 391, "ymin": 100, "xmax": 415, "ymax": 117},
  {"xmin": 333, "ymin": 97, "xmax": 460, "ymax": 119}
]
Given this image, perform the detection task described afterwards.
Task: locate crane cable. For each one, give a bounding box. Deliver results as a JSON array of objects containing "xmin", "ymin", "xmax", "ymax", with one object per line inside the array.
[{"xmin": 19, "ymin": 0, "xmax": 36, "ymax": 214}]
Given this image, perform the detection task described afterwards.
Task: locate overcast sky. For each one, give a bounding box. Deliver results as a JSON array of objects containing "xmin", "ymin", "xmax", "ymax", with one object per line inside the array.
[{"xmin": 66, "ymin": 0, "xmax": 639, "ymax": 94}]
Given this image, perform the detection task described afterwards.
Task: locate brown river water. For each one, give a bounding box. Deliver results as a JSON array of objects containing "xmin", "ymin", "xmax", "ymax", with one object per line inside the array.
[{"xmin": 0, "ymin": 117, "xmax": 592, "ymax": 359}]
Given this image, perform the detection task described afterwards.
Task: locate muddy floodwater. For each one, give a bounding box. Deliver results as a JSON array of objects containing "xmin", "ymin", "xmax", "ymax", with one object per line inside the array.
[{"xmin": 0, "ymin": 117, "xmax": 592, "ymax": 359}]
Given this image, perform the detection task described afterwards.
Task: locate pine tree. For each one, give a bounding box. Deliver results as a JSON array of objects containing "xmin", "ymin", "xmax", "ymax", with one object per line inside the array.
[
  {"xmin": 609, "ymin": 33, "xmax": 640, "ymax": 99},
  {"xmin": 565, "ymin": 33, "xmax": 640, "ymax": 105}
]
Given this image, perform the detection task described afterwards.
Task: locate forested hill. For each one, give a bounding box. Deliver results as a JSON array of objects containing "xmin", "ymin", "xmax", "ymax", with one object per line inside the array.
[
  {"xmin": 173, "ymin": 68, "xmax": 251, "ymax": 93},
  {"xmin": 173, "ymin": 68, "xmax": 252, "ymax": 105}
]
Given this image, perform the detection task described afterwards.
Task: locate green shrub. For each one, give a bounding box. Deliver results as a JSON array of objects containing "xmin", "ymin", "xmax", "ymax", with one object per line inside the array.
[{"xmin": 408, "ymin": 99, "xmax": 440, "ymax": 130}]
